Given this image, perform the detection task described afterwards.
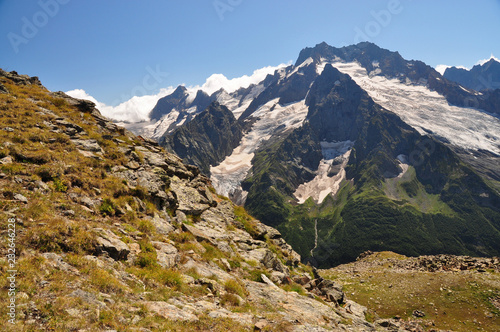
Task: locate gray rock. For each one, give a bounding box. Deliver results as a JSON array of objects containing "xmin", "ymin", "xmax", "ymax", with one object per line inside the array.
[
  {"xmin": 95, "ymin": 228, "xmax": 130, "ymax": 260},
  {"xmin": 80, "ymin": 196, "xmax": 97, "ymax": 209},
  {"xmin": 151, "ymin": 241, "xmax": 179, "ymax": 268},
  {"xmin": 126, "ymin": 161, "xmax": 141, "ymax": 170},
  {"xmin": 175, "ymin": 210, "xmax": 187, "ymax": 223},
  {"xmin": 69, "ymin": 289, "xmax": 106, "ymax": 308},
  {"xmin": 182, "ymin": 224, "xmax": 217, "ymax": 246},
  {"xmin": 0, "ymin": 155, "xmax": 13, "ymax": 164},
  {"xmin": 196, "ymin": 278, "xmax": 221, "ymax": 294},
  {"xmin": 344, "ymin": 300, "xmax": 367, "ymax": 319},
  {"xmin": 149, "ymin": 213, "xmax": 174, "ymax": 235},
  {"xmin": 28, "ymin": 180, "xmax": 50, "ymax": 193},
  {"xmin": 324, "ymin": 288, "xmax": 344, "ymax": 305},
  {"xmin": 42, "ymin": 253, "xmax": 80, "ymax": 275},
  {"xmin": 270, "ymin": 271, "xmax": 286, "ymax": 285},
  {"xmin": 260, "ymin": 274, "xmax": 279, "ymax": 289},
  {"xmin": 141, "ymin": 301, "xmax": 198, "ymax": 322},
  {"xmin": 0, "ymin": 82, "xmax": 8, "ymax": 94},
  {"xmin": 375, "ymin": 318, "xmax": 401, "ymax": 329},
  {"xmin": 14, "ymin": 193, "xmax": 28, "ymax": 204},
  {"xmin": 246, "ymin": 248, "xmax": 289, "ymax": 274},
  {"xmin": 71, "ymin": 139, "xmax": 104, "ymax": 153},
  {"xmin": 170, "ymin": 177, "xmax": 210, "ymax": 214}
]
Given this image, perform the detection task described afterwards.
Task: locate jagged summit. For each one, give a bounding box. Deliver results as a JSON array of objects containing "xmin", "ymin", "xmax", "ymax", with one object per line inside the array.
[{"xmin": 444, "ymin": 57, "xmax": 500, "ymax": 91}]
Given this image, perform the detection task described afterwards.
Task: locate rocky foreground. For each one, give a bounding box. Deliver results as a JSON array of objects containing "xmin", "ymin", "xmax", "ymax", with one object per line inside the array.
[{"xmin": 323, "ymin": 251, "xmax": 500, "ymax": 332}]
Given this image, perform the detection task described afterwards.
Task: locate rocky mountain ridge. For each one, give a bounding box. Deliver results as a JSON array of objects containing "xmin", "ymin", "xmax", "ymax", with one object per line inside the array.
[{"xmin": 443, "ymin": 58, "xmax": 500, "ymax": 91}]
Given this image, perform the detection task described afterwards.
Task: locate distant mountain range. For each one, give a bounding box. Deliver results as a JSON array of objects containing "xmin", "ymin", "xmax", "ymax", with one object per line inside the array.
[
  {"xmin": 443, "ymin": 57, "xmax": 500, "ymax": 91},
  {"xmin": 122, "ymin": 42, "xmax": 500, "ymax": 267}
]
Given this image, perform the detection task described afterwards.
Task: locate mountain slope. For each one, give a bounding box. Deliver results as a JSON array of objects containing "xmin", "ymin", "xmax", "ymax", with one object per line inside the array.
[
  {"xmin": 241, "ymin": 63, "xmax": 500, "ymax": 266},
  {"xmin": 151, "ymin": 42, "xmax": 500, "ymax": 268}
]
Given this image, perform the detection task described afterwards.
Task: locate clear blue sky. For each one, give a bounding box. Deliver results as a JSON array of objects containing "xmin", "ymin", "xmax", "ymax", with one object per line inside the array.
[{"xmin": 1, "ymin": 0, "xmax": 499, "ymax": 105}]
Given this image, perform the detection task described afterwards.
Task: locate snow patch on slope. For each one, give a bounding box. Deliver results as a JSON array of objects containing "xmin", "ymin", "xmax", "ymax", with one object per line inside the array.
[
  {"xmin": 211, "ymin": 99, "xmax": 309, "ymax": 202},
  {"xmin": 217, "ymin": 84, "xmax": 266, "ymax": 120},
  {"xmin": 294, "ymin": 141, "xmax": 354, "ymax": 204},
  {"xmin": 327, "ymin": 61, "xmax": 500, "ymax": 155},
  {"xmin": 288, "ymin": 57, "xmax": 314, "ymax": 78},
  {"xmin": 396, "ymin": 154, "xmax": 409, "ymax": 178}
]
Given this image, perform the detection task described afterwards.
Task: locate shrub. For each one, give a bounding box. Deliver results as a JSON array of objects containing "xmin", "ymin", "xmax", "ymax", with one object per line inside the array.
[
  {"xmin": 25, "ymin": 217, "xmax": 96, "ymax": 254},
  {"xmin": 53, "ymin": 178, "xmax": 68, "ymax": 192},
  {"xmin": 138, "ymin": 219, "xmax": 155, "ymax": 234},
  {"xmin": 282, "ymin": 283, "xmax": 305, "ymax": 295},
  {"xmin": 224, "ymin": 279, "xmax": 247, "ymax": 298},
  {"xmin": 220, "ymin": 293, "xmax": 241, "ymax": 307},
  {"xmin": 234, "ymin": 205, "xmax": 260, "ymax": 239},
  {"xmin": 169, "ymin": 231, "xmax": 195, "ymax": 243},
  {"xmin": 99, "ymin": 198, "xmax": 116, "ymax": 216},
  {"xmin": 136, "ymin": 252, "xmax": 157, "ymax": 268},
  {"xmin": 89, "ymin": 268, "xmax": 126, "ymax": 294}
]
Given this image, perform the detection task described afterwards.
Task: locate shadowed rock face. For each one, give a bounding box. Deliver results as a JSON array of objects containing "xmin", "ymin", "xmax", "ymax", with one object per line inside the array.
[
  {"xmin": 444, "ymin": 58, "xmax": 500, "ymax": 91},
  {"xmin": 160, "ymin": 102, "xmax": 244, "ymax": 175}
]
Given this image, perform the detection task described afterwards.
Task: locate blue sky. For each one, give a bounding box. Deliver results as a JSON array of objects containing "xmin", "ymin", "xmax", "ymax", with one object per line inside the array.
[{"xmin": 1, "ymin": 0, "xmax": 499, "ymax": 108}]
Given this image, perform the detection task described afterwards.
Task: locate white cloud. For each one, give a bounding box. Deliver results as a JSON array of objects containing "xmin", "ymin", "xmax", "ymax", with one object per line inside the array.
[
  {"xmin": 66, "ymin": 63, "xmax": 289, "ymax": 123},
  {"xmin": 435, "ymin": 64, "xmax": 469, "ymax": 75},
  {"xmin": 197, "ymin": 63, "xmax": 290, "ymax": 95},
  {"xmin": 476, "ymin": 54, "xmax": 500, "ymax": 66},
  {"xmin": 66, "ymin": 87, "xmax": 175, "ymax": 122},
  {"xmin": 435, "ymin": 65, "xmax": 451, "ymax": 75}
]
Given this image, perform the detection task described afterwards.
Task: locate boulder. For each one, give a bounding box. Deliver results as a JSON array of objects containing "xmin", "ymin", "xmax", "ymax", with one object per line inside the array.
[
  {"xmin": 0, "ymin": 155, "xmax": 13, "ymax": 164},
  {"xmin": 170, "ymin": 177, "xmax": 210, "ymax": 214},
  {"xmin": 151, "ymin": 241, "xmax": 179, "ymax": 268},
  {"xmin": 149, "ymin": 213, "xmax": 174, "ymax": 235},
  {"xmin": 344, "ymin": 300, "xmax": 367, "ymax": 319},
  {"xmin": 70, "ymin": 139, "xmax": 104, "ymax": 153},
  {"xmin": 141, "ymin": 301, "xmax": 198, "ymax": 322},
  {"xmin": 14, "ymin": 193, "xmax": 28, "ymax": 204},
  {"xmin": 94, "ymin": 228, "xmax": 130, "ymax": 260},
  {"xmin": 42, "ymin": 253, "xmax": 80, "ymax": 275}
]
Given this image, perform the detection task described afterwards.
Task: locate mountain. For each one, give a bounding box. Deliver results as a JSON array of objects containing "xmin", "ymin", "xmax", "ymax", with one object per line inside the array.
[
  {"xmin": 139, "ymin": 80, "xmax": 272, "ymax": 142},
  {"xmin": 0, "ymin": 68, "xmax": 400, "ymax": 331},
  {"xmin": 443, "ymin": 58, "xmax": 500, "ymax": 91},
  {"xmin": 160, "ymin": 102, "xmax": 244, "ymax": 175},
  {"xmin": 140, "ymin": 42, "xmax": 500, "ymax": 268}
]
